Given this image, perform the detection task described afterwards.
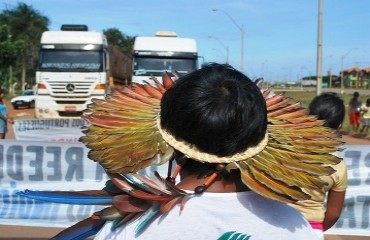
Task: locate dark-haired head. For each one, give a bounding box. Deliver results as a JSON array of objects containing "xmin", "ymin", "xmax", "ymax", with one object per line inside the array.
[
  {"xmin": 309, "ymin": 92, "xmax": 345, "ymax": 130},
  {"xmin": 160, "ymin": 63, "xmax": 267, "ymax": 157}
]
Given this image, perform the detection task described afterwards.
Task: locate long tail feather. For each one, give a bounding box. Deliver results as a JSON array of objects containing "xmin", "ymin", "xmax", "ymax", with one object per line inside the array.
[
  {"xmin": 126, "ymin": 173, "xmax": 172, "ymax": 195},
  {"xmin": 134, "ymin": 206, "xmax": 160, "ymax": 235},
  {"xmin": 17, "ymin": 190, "xmax": 113, "ymax": 205},
  {"xmin": 51, "ymin": 217, "xmax": 106, "ymax": 240},
  {"xmin": 110, "ymin": 212, "xmax": 137, "ymax": 231}
]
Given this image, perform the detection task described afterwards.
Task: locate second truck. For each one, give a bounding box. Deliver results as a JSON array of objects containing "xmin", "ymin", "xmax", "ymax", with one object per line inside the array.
[{"xmin": 131, "ymin": 31, "xmax": 198, "ymax": 85}]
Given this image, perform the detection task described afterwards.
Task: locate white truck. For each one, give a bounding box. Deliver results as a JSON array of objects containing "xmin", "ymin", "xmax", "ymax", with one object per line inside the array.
[
  {"xmin": 35, "ymin": 25, "xmax": 110, "ymax": 118},
  {"xmin": 132, "ymin": 31, "xmax": 198, "ymax": 84}
]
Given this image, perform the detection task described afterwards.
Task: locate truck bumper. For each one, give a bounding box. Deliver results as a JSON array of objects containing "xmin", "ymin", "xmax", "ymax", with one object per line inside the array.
[{"xmin": 35, "ymin": 95, "xmax": 102, "ymax": 118}]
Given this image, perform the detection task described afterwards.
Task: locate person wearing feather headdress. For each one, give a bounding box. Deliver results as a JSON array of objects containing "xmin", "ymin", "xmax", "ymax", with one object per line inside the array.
[
  {"xmin": 19, "ymin": 63, "xmax": 344, "ymax": 239},
  {"xmin": 91, "ymin": 63, "xmax": 321, "ymax": 239},
  {"xmin": 289, "ymin": 92, "xmax": 348, "ymax": 239}
]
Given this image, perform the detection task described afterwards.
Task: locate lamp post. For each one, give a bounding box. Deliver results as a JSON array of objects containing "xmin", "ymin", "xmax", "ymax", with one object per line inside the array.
[
  {"xmin": 208, "ymin": 36, "xmax": 229, "ymax": 63},
  {"xmin": 340, "ymin": 48, "xmax": 357, "ymax": 94},
  {"xmin": 324, "ymin": 55, "xmax": 332, "ymax": 88},
  {"xmin": 316, "ymin": 0, "xmax": 323, "ymax": 96},
  {"xmin": 300, "ymin": 66, "xmax": 307, "ymax": 90},
  {"xmin": 212, "ymin": 48, "xmax": 226, "ymax": 62},
  {"xmin": 212, "ymin": 8, "xmax": 244, "ymax": 73}
]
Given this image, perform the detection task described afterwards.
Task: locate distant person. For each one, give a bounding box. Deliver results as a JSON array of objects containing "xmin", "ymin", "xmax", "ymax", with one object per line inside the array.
[
  {"xmin": 289, "ymin": 92, "xmax": 348, "ymax": 239},
  {"xmin": 360, "ymin": 98, "xmax": 370, "ymax": 136},
  {"xmin": 0, "ymin": 89, "xmax": 13, "ymax": 139},
  {"xmin": 309, "ymin": 92, "xmax": 345, "ymax": 130},
  {"xmin": 348, "ymin": 91, "xmax": 362, "ymax": 133}
]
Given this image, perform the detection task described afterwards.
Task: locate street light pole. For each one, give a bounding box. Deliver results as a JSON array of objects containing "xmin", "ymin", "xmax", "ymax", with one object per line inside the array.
[
  {"xmin": 241, "ymin": 24, "xmax": 245, "ymax": 72},
  {"xmin": 208, "ymin": 36, "xmax": 229, "ymax": 63},
  {"xmin": 340, "ymin": 48, "xmax": 357, "ymax": 94},
  {"xmin": 212, "ymin": 8, "xmax": 245, "ymax": 73},
  {"xmin": 316, "ymin": 0, "xmax": 323, "ymax": 96}
]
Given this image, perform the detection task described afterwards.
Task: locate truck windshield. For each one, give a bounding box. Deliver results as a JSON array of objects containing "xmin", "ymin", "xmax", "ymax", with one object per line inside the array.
[
  {"xmin": 133, "ymin": 57, "xmax": 196, "ymax": 76},
  {"xmin": 39, "ymin": 50, "xmax": 104, "ymax": 72}
]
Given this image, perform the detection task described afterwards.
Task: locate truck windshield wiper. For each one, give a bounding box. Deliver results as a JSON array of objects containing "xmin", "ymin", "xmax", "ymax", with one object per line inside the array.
[
  {"xmin": 70, "ymin": 68, "xmax": 99, "ymax": 72},
  {"xmin": 40, "ymin": 67, "xmax": 64, "ymax": 72}
]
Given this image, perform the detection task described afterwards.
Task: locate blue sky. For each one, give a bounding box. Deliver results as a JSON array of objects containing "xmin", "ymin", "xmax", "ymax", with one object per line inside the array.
[{"xmin": 2, "ymin": 0, "xmax": 370, "ymax": 82}]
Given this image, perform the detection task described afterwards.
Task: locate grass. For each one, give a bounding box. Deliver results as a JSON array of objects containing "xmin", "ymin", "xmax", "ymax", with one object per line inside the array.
[{"xmin": 278, "ymin": 90, "xmax": 370, "ymax": 133}]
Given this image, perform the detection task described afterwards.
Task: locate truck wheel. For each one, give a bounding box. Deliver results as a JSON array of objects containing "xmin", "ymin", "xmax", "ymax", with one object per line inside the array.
[{"xmin": 29, "ymin": 101, "xmax": 35, "ymax": 108}]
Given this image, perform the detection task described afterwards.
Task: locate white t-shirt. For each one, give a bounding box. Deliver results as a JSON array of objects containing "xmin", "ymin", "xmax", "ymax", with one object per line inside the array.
[
  {"xmin": 95, "ymin": 191, "xmax": 318, "ymax": 240},
  {"xmin": 361, "ymin": 103, "xmax": 370, "ymax": 119}
]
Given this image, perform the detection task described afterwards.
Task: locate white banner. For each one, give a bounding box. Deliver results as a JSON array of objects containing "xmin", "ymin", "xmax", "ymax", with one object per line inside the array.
[
  {"xmin": 0, "ymin": 140, "xmax": 169, "ymax": 227},
  {"xmin": 326, "ymin": 146, "xmax": 370, "ymax": 236},
  {"xmin": 0, "ymin": 140, "xmax": 369, "ymax": 236},
  {"xmin": 13, "ymin": 118, "xmax": 88, "ymax": 142}
]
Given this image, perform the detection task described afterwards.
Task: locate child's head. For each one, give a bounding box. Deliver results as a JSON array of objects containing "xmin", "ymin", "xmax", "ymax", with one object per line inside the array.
[
  {"xmin": 367, "ymin": 98, "xmax": 370, "ymax": 106},
  {"xmin": 353, "ymin": 91, "xmax": 360, "ymax": 98},
  {"xmin": 308, "ymin": 92, "xmax": 345, "ymax": 130}
]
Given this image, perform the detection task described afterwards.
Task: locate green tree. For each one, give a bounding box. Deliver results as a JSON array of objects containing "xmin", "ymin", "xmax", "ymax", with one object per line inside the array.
[
  {"xmin": 0, "ymin": 24, "xmax": 22, "ymax": 91},
  {"xmin": 0, "ymin": 2, "xmax": 49, "ymax": 90},
  {"xmin": 103, "ymin": 28, "xmax": 135, "ymax": 56}
]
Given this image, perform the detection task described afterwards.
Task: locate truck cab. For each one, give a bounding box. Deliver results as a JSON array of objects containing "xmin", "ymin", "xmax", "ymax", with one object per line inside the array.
[
  {"xmin": 132, "ymin": 32, "xmax": 198, "ymax": 84},
  {"xmin": 35, "ymin": 25, "xmax": 108, "ymax": 118}
]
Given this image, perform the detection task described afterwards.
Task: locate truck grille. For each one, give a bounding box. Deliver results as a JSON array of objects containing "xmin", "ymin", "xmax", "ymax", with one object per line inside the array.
[{"xmin": 48, "ymin": 81, "xmax": 95, "ymax": 95}]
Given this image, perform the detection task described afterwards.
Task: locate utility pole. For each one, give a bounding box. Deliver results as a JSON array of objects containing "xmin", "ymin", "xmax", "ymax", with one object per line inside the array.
[
  {"xmin": 340, "ymin": 48, "xmax": 357, "ymax": 94},
  {"xmin": 316, "ymin": 0, "xmax": 323, "ymax": 96}
]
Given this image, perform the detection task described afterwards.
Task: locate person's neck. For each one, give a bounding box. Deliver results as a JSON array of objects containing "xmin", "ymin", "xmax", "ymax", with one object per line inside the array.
[{"xmin": 176, "ymin": 174, "xmax": 250, "ymax": 193}]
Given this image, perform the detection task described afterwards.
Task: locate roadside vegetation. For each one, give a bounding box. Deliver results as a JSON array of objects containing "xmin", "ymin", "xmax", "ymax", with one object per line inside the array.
[{"xmin": 279, "ymin": 90, "xmax": 370, "ymax": 133}]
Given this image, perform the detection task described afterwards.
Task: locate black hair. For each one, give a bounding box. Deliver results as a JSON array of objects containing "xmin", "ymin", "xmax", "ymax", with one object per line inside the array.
[
  {"xmin": 308, "ymin": 92, "xmax": 345, "ymax": 129},
  {"xmin": 160, "ymin": 63, "xmax": 267, "ymax": 157},
  {"xmin": 367, "ymin": 98, "xmax": 370, "ymax": 105},
  {"xmin": 353, "ymin": 91, "xmax": 359, "ymax": 98}
]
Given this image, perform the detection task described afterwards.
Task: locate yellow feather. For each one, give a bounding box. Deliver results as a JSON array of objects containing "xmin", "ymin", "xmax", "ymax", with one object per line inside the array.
[
  {"xmin": 239, "ymin": 165, "xmax": 298, "ymax": 203},
  {"xmin": 270, "ymin": 121, "xmax": 324, "ymax": 129},
  {"xmin": 85, "ymin": 132, "xmax": 160, "ymax": 149},
  {"xmin": 249, "ymin": 154, "xmax": 331, "ymax": 187},
  {"xmin": 264, "ymin": 146, "xmax": 341, "ymax": 165},
  {"xmin": 247, "ymin": 163, "xmax": 310, "ymax": 201}
]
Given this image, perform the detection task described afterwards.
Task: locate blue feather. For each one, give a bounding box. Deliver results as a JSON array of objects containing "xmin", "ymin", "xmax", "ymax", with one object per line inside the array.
[
  {"xmin": 52, "ymin": 218, "xmax": 106, "ymax": 240},
  {"xmin": 122, "ymin": 174, "xmax": 158, "ymax": 194},
  {"xmin": 134, "ymin": 206, "xmax": 159, "ymax": 235},
  {"xmin": 17, "ymin": 190, "xmax": 113, "ymax": 205},
  {"xmin": 111, "ymin": 216, "xmax": 125, "ymax": 231}
]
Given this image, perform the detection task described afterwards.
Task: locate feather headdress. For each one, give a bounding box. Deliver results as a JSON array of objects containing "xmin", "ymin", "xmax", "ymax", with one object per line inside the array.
[
  {"xmin": 18, "ymin": 71, "xmax": 343, "ymax": 239},
  {"xmin": 80, "ymin": 72, "xmax": 342, "ymax": 203}
]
